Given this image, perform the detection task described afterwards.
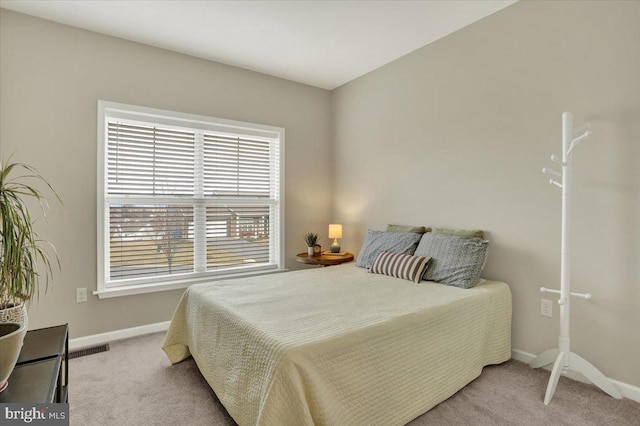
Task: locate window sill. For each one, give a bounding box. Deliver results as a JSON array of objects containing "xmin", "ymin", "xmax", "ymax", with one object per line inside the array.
[{"xmin": 94, "ymin": 268, "xmax": 289, "ymax": 299}]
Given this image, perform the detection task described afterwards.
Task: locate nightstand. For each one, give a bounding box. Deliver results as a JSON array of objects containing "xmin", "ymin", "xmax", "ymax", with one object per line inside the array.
[{"xmin": 296, "ymin": 251, "xmax": 354, "ymax": 266}]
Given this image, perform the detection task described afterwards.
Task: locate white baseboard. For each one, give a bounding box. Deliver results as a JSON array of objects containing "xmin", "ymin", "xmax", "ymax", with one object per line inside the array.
[
  {"xmin": 69, "ymin": 321, "xmax": 170, "ymax": 350},
  {"xmin": 512, "ymin": 348, "xmax": 640, "ymax": 403}
]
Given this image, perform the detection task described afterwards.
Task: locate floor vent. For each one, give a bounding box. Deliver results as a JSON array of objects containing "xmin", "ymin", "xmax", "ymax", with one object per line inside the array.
[{"xmin": 68, "ymin": 343, "xmax": 110, "ymax": 359}]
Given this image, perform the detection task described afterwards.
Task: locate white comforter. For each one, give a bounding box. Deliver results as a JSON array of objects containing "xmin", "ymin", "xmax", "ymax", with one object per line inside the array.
[{"xmin": 163, "ymin": 264, "xmax": 511, "ymax": 426}]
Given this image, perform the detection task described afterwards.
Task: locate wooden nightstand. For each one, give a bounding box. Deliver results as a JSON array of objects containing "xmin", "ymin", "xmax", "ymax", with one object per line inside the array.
[{"xmin": 296, "ymin": 251, "xmax": 354, "ymax": 266}]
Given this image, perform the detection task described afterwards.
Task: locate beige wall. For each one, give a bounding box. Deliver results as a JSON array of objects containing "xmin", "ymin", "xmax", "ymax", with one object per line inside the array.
[
  {"xmin": 331, "ymin": 1, "xmax": 639, "ymax": 387},
  {"xmin": 0, "ymin": 10, "xmax": 332, "ymax": 338},
  {"xmin": 2, "ymin": 1, "xmax": 639, "ymax": 388}
]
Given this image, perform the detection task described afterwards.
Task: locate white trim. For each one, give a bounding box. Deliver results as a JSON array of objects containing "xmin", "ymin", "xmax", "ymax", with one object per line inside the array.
[
  {"xmin": 97, "ymin": 102, "xmax": 107, "ymax": 299},
  {"xmin": 104, "ymin": 263, "xmax": 280, "ymax": 290},
  {"xmin": 104, "ymin": 196, "xmax": 279, "ymax": 206},
  {"xmin": 100, "ymin": 100, "xmax": 282, "ymax": 140},
  {"xmin": 512, "ymin": 349, "xmax": 640, "ymax": 403},
  {"xmin": 611, "ymin": 378, "xmax": 640, "ymax": 404},
  {"xmin": 69, "ymin": 321, "xmax": 171, "ymax": 350},
  {"xmin": 94, "ymin": 267, "xmax": 287, "ymax": 299},
  {"xmin": 96, "ymin": 100, "xmax": 285, "ymax": 297},
  {"xmin": 279, "ymin": 130, "xmax": 285, "ymax": 268}
]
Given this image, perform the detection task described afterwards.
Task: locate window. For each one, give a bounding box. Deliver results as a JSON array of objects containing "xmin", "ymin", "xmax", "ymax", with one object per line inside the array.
[{"xmin": 97, "ymin": 101, "xmax": 284, "ymax": 298}]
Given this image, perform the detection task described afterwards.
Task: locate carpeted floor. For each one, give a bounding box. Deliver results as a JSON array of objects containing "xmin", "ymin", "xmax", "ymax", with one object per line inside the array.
[{"xmin": 69, "ymin": 332, "xmax": 639, "ymax": 425}]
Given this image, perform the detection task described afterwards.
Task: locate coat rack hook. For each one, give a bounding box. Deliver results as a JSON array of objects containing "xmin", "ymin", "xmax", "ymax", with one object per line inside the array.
[
  {"xmin": 549, "ymin": 179, "xmax": 562, "ymax": 188},
  {"xmin": 567, "ymin": 129, "xmax": 592, "ymax": 155},
  {"xmin": 572, "ymin": 123, "xmax": 591, "ymax": 134},
  {"xmin": 542, "ymin": 167, "xmax": 561, "ymax": 178},
  {"xmin": 550, "ymin": 154, "xmax": 566, "ymax": 166}
]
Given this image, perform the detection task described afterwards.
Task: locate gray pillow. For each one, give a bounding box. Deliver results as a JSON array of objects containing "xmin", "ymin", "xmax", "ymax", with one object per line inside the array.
[
  {"xmin": 386, "ymin": 224, "xmax": 431, "ymax": 234},
  {"xmin": 433, "ymin": 227, "xmax": 484, "ymax": 239},
  {"xmin": 414, "ymin": 232, "xmax": 488, "ymax": 288},
  {"xmin": 356, "ymin": 231, "xmax": 422, "ymax": 269}
]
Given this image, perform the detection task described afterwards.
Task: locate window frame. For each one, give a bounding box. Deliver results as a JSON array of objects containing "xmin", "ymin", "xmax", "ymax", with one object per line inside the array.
[{"xmin": 96, "ymin": 100, "xmax": 285, "ymax": 299}]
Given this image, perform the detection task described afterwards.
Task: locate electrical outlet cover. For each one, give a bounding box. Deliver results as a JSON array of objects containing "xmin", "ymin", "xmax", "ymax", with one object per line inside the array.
[
  {"xmin": 541, "ymin": 299, "xmax": 553, "ymax": 317},
  {"xmin": 76, "ymin": 288, "xmax": 87, "ymax": 303}
]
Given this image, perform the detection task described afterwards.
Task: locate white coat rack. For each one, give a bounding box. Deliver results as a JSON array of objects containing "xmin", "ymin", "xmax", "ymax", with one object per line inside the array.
[{"xmin": 531, "ymin": 112, "xmax": 622, "ymax": 404}]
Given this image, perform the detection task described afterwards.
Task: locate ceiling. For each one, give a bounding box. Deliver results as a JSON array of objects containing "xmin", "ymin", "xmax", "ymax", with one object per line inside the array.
[{"xmin": 0, "ymin": 0, "xmax": 516, "ymax": 90}]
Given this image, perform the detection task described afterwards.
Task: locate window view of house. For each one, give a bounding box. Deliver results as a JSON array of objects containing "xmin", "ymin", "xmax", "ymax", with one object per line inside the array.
[{"xmin": 109, "ymin": 204, "xmax": 270, "ymax": 280}]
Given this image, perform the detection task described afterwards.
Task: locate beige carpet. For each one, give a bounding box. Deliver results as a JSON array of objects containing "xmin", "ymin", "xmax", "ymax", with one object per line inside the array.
[{"xmin": 69, "ymin": 332, "xmax": 639, "ymax": 425}]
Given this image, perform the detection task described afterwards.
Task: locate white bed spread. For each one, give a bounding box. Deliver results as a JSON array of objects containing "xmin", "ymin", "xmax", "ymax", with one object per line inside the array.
[{"xmin": 163, "ymin": 264, "xmax": 511, "ymax": 426}]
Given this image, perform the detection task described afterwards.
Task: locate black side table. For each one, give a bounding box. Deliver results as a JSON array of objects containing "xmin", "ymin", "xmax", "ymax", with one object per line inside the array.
[{"xmin": 0, "ymin": 324, "xmax": 69, "ymax": 403}]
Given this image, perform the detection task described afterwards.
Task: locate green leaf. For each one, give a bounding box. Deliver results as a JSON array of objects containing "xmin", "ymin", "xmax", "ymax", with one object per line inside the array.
[{"xmin": 0, "ymin": 155, "xmax": 61, "ymax": 307}]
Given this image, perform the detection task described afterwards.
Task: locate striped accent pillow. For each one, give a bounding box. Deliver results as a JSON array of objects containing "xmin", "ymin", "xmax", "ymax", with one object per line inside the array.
[{"xmin": 369, "ymin": 251, "xmax": 431, "ymax": 283}]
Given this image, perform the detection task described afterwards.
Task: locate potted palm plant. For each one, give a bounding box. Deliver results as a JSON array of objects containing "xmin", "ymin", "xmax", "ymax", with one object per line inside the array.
[
  {"xmin": 0, "ymin": 157, "xmax": 60, "ymax": 392},
  {"xmin": 303, "ymin": 232, "xmax": 319, "ymax": 256}
]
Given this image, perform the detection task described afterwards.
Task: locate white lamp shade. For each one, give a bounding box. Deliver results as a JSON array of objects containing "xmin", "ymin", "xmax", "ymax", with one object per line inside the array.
[{"xmin": 328, "ymin": 224, "xmax": 343, "ymax": 239}]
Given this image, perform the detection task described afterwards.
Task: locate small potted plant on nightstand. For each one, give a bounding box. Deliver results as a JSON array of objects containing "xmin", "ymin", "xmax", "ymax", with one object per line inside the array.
[
  {"xmin": 0, "ymin": 157, "xmax": 60, "ymax": 392},
  {"xmin": 303, "ymin": 232, "xmax": 319, "ymax": 257}
]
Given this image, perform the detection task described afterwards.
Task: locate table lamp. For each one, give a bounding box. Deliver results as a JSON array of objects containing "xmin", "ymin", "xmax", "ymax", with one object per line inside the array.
[{"xmin": 328, "ymin": 224, "xmax": 342, "ymax": 253}]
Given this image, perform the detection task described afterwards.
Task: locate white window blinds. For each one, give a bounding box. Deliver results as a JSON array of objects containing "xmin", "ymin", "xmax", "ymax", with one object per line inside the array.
[
  {"xmin": 98, "ymin": 102, "xmax": 283, "ymax": 296},
  {"xmin": 108, "ymin": 123, "xmax": 195, "ymax": 196},
  {"xmin": 203, "ymin": 133, "xmax": 272, "ymax": 198}
]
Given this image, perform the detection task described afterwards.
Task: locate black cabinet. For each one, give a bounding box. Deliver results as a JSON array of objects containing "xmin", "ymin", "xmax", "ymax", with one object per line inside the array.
[{"xmin": 0, "ymin": 324, "xmax": 69, "ymax": 403}]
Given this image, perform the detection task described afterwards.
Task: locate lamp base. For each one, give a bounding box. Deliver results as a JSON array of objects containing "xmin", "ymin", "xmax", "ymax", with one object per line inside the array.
[{"xmin": 330, "ymin": 239, "xmax": 341, "ymax": 253}]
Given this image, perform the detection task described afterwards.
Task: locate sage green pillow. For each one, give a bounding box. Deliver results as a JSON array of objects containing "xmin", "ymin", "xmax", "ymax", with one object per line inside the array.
[
  {"xmin": 433, "ymin": 227, "xmax": 484, "ymax": 239},
  {"xmin": 386, "ymin": 224, "xmax": 430, "ymax": 234}
]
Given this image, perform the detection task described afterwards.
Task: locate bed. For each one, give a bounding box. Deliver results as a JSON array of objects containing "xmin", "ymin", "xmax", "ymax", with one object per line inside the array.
[{"xmin": 163, "ymin": 263, "xmax": 511, "ymax": 425}]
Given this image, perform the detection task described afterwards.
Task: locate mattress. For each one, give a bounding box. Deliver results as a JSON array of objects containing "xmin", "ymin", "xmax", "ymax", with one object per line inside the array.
[{"xmin": 163, "ymin": 263, "xmax": 512, "ymax": 426}]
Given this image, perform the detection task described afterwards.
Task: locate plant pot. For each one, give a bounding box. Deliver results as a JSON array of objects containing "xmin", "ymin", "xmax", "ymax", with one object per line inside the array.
[
  {"xmin": 0, "ymin": 322, "xmax": 27, "ymax": 393},
  {"xmin": 307, "ymin": 246, "xmax": 314, "ymax": 256},
  {"xmin": 0, "ymin": 303, "xmax": 28, "ymax": 328}
]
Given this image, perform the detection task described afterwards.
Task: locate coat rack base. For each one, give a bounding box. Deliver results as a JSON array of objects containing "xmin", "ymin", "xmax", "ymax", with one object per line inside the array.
[{"xmin": 531, "ymin": 348, "xmax": 622, "ymax": 404}]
